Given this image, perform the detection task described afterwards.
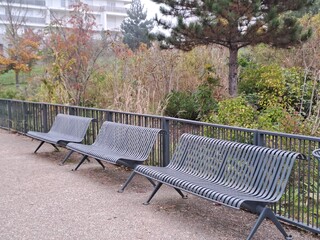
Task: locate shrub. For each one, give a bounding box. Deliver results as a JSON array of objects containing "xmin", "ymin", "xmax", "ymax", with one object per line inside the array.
[
  {"xmin": 257, "ymin": 105, "xmax": 289, "ymax": 132},
  {"xmin": 207, "ymin": 96, "xmax": 257, "ymax": 128},
  {"xmin": 0, "ymin": 89, "xmax": 20, "ymax": 99},
  {"xmin": 163, "ymin": 91, "xmax": 199, "ymax": 120},
  {"xmin": 163, "ymin": 72, "xmax": 218, "ymax": 120},
  {"xmin": 194, "ymin": 83, "xmax": 218, "ymax": 119},
  {"xmin": 239, "ymin": 64, "xmax": 312, "ymax": 114}
]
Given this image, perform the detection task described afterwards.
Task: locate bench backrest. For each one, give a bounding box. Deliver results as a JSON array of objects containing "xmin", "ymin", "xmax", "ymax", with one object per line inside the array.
[
  {"xmin": 93, "ymin": 121, "xmax": 162, "ymax": 160},
  {"xmin": 168, "ymin": 134, "xmax": 301, "ymax": 202},
  {"xmin": 48, "ymin": 114, "xmax": 93, "ymax": 140}
]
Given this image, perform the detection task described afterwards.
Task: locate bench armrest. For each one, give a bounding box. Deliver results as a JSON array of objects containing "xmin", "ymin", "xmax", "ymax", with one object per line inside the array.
[{"xmin": 312, "ymin": 149, "xmax": 320, "ymax": 160}]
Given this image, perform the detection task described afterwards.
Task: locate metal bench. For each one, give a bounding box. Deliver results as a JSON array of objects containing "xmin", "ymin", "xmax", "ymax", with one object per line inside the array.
[
  {"xmin": 26, "ymin": 114, "xmax": 93, "ymax": 157},
  {"xmin": 66, "ymin": 121, "xmax": 162, "ymax": 192},
  {"xmin": 134, "ymin": 133, "xmax": 303, "ymax": 240}
]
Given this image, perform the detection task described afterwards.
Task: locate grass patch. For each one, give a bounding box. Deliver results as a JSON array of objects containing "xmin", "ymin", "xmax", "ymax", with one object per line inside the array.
[
  {"xmin": 0, "ymin": 65, "xmax": 45, "ymax": 98},
  {"xmin": 1, "ymin": 70, "xmax": 16, "ymax": 85},
  {"xmin": 1, "ymin": 65, "xmax": 45, "ymax": 87}
]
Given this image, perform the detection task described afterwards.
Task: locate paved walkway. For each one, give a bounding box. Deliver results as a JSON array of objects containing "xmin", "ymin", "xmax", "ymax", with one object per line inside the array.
[{"xmin": 0, "ymin": 129, "xmax": 317, "ymax": 240}]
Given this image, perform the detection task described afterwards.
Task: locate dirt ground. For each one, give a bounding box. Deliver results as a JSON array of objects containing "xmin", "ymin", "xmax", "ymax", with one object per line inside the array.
[{"xmin": 0, "ymin": 129, "xmax": 318, "ymax": 240}]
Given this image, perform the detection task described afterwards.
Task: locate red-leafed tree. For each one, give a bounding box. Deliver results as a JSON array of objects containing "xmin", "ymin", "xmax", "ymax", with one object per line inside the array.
[
  {"xmin": 43, "ymin": 3, "xmax": 112, "ymax": 105},
  {"xmin": 0, "ymin": 0, "xmax": 41, "ymax": 88}
]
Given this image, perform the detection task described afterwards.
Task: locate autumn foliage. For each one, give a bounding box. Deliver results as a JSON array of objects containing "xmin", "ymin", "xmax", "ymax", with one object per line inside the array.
[
  {"xmin": 42, "ymin": 3, "xmax": 111, "ymax": 105},
  {"xmin": 0, "ymin": 29, "xmax": 41, "ymax": 86}
]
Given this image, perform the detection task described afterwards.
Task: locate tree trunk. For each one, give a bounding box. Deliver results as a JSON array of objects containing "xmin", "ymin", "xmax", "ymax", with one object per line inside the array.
[
  {"xmin": 228, "ymin": 47, "xmax": 239, "ymax": 97},
  {"xmin": 15, "ymin": 70, "xmax": 20, "ymax": 89}
]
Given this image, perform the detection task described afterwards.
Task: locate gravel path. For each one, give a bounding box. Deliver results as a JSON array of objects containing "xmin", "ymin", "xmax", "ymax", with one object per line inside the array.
[{"xmin": 0, "ymin": 129, "xmax": 317, "ymax": 240}]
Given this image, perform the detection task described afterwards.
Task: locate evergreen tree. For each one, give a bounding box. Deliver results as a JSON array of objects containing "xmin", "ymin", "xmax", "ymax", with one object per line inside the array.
[
  {"xmin": 121, "ymin": 0, "xmax": 154, "ymax": 51},
  {"xmin": 153, "ymin": 0, "xmax": 312, "ymax": 97}
]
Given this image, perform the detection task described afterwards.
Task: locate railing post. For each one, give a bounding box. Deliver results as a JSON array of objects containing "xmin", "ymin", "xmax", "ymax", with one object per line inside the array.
[
  {"xmin": 161, "ymin": 117, "xmax": 170, "ymax": 167},
  {"xmin": 254, "ymin": 130, "xmax": 265, "ymax": 147},
  {"xmin": 69, "ymin": 107, "xmax": 76, "ymax": 116},
  {"xmin": 106, "ymin": 111, "xmax": 113, "ymax": 122},
  {"xmin": 22, "ymin": 101, "xmax": 28, "ymax": 133},
  {"xmin": 7, "ymin": 100, "xmax": 12, "ymax": 130},
  {"xmin": 42, "ymin": 103, "xmax": 48, "ymax": 132}
]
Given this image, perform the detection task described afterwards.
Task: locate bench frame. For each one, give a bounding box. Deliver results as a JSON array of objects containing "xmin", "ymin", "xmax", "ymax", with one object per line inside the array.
[
  {"xmin": 26, "ymin": 114, "xmax": 93, "ymax": 158},
  {"xmin": 66, "ymin": 121, "xmax": 162, "ymax": 192},
  {"xmin": 135, "ymin": 133, "xmax": 303, "ymax": 240}
]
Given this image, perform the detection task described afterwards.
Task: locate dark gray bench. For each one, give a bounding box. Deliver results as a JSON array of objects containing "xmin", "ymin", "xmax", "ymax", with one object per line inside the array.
[
  {"xmin": 66, "ymin": 121, "xmax": 162, "ymax": 192},
  {"xmin": 134, "ymin": 133, "xmax": 303, "ymax": 240},
  {"xmin": 27, "ymin": 114, "xmax": 93, "ymax": 156}
]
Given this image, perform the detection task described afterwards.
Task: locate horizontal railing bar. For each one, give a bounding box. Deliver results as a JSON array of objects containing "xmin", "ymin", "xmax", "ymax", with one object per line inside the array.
[{"xmin": 277, "ymin": 215, "xmax": 320, "ymax": 234}]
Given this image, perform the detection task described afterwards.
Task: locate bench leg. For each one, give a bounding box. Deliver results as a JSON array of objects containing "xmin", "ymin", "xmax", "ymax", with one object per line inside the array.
[
  {"xmin": 146, "ymin": 177, "xmax": 156, "ymax": 187},
  {"xmin": 174, "ymin": 188, "xmax": 188, "ymax": 199},
  {"xmin": 143, "ymin": 182, "xmax": 163, "ymax": 205},
  {"xmin": 118, "ymin": 171, "xmax": 136, "ymax": 193},
  {"xmin": 95, "ymin": 159, "xmax": 105, "ymax": 169},
  {"xmin": 118, "ymin": 172, "xmax": 156, "ymax": 193},
  {"xmin": 73, "ymin": 155, "xmax": 88, "ymax": 171},
  {"xmin": 50, "ymin": 143, "xmax": 60, "ymax": 152},
  {"xmin": 60, "ymin": 150, "xmax": 74, "ymax": 165},
  {"xmin": 247, "ymin": 207, "xmax": 291, "ymax": 240},
  {"xmin": 34, "ymin": 141, "xmax": 45, "ymax": 153}
]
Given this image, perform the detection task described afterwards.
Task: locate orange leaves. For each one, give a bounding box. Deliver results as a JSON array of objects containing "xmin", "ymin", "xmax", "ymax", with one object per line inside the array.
[
  {"xmin": 0, "ymin": 55, "xmax": 12, "ymax": 65},
  {"xmin": 1, "ymin": 29, "xmax": 41, "ymax": 73},
  {"xmin": 112, "ymin": 42, "xmax": 134, "ymax": 59},
  {"xmin": 42, "ymin": 3, "xmax": 109, "ymax": 105}
]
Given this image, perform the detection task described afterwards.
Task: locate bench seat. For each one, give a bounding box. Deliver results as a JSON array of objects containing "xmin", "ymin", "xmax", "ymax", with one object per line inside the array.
[
  {"xmin": 136, "ymin": 166, "xmax": 283, "ymax": 209},
  {"xmin": 66, "ymin": 144, "xmax": 147, "ymax": 164},
  {"xmin": 135, "ymin": 133, "xmax": 302, "ymax": 240},
  {"xmin": 27, "ymin": 131, "xmax": 84, "ymax": 145}
]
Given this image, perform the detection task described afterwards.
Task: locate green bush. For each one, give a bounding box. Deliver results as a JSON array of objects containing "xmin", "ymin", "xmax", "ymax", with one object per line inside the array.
[
  {"xmin": 0, "ymin": 89, "xmax": 20, "ymax": 99},
  {"xmin": 206, "ymin": 97, "xmax": 307, "ymax": 134},
  {"xmin": 164, "ymin": 91, "xmax": 199, "ymax": 120},
  {"xmin": 194, "ymin": 83, "xmax": 218, "ymax": 119},
  {"xmin": 164, "ymin": 78, "xmax": 218, "ymax": 120},
  {"xmin": 239, "ymin": 64, "xmax": 313, "ymax": 114},
  {"xmin": 257, "ymin": 105, "xmax": 288, "ymax": 132},
  {"xmin": 207, "ymin": 96, "xmax": 257, "ymax": 128}
]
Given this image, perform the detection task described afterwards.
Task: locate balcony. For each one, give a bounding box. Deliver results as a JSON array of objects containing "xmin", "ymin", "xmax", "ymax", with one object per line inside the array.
[
  {"xmin": 0, "ymin": 14, "xmax": 45, "ymax": 24},
  {"xmin": 86, "ymin": 5, "xmax": 127, "ymax": 14},
  {"xmin": 0, "ymin": 0, "xmax": 46, "ymax": 7}
]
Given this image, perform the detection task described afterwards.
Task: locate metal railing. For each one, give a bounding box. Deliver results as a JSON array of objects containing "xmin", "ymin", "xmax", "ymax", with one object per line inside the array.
[{"xmin": 0, "ymin": 98, "xmax": 319, "ymax": 234}]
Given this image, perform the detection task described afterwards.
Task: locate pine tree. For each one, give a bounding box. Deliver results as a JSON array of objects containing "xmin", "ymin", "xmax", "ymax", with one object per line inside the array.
[
  {"xmin": 121, "ymin": 0, "xmax": 154, "ymax": 51},
  {"xmin": 152, "ymin": 0, "xmax": 312, "ymax": 97}
]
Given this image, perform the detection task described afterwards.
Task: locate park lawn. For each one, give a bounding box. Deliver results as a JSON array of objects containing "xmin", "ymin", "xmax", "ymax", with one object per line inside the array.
[{"xmin": 1, "ymin": 66, "xmax": 44, "ymax": 91}]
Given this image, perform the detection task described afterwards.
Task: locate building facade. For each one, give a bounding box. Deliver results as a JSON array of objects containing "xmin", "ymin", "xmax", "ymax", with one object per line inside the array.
[{"xmin": 0, "ymin": 0, "xmax": 130, "ymax": 51}]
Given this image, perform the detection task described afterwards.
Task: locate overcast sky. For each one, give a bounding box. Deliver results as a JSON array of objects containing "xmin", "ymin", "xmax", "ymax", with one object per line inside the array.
[{"xmin": 140, "ymin": 0, "xmax": 161, "ymax": 19}]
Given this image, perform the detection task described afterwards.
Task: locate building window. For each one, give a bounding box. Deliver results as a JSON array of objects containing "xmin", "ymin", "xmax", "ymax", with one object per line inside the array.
[{"xmin": 61, "ymin": 0, "xmax": 66, "ymax": 7}]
